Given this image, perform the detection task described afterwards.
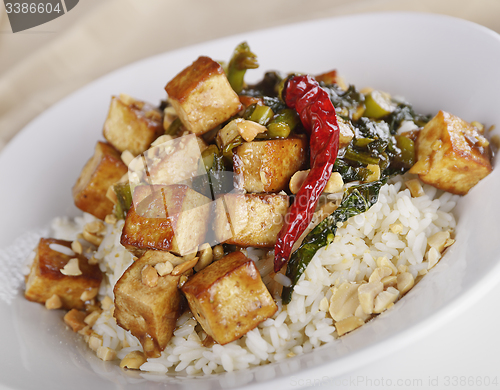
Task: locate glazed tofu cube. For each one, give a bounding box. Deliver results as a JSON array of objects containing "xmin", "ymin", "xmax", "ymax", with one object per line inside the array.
[
  {"xmin": 233, "ymin": 137, "xmax": 307, "ymax": 193},
  {"xmin": 165, "ymin": 56, "xmax": 242, "ymax": 135},
  {"xmin": 25, "ymin": 238, "xmax": 102, "ymax": 310},
  {"xmin": 181, "ymin": 251, "xmax": 277, "ymax": 345},
  {"xmin": 121, "ymin": 184, "xmax": 211, "ymax": 256},
  {"xmin": 214, "ymin": 194, "xmax": 289, "ymax": 248},
  {"xmin": 72, "ymin": 141, "xmax": 128, "ymax": 220},
  {"xmin": 114, "ymin": 250, "xmax": 183, "ymax": 358},
  {"xmin": 103, "ymin": 94, "xmax": 163, "ymax": 156},
  {"xmin": 409, "ymin": 111, "xmax": 492, "ymax": 195}
]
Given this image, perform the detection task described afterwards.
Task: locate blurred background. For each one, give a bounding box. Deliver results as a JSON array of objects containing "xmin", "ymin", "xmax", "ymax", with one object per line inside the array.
[{"xmin": 1, "ymin": 0, "xmax": 500, "ymax": 151}]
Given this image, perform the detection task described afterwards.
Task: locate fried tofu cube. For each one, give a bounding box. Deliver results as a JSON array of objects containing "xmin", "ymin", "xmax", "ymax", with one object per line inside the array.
[
  {"xmin": 25, "ymin": 238, "xmax": 103, "ymax": 310},
  {"xmin": 114, "ymin": 250, "xmax": 184, "ymax": 358},
  {"xmin": 165, "ymin": 56, "xmax": 242, "ymax": 135},
  {"xmin": 409, "ymin": 111, "xmax": 492, "ymax": 195},
  {"xmin": 214, "ymin": 194, "xmax": 289, "ymax": 248},
  {"xmin": 233, "ymin": 137, "xmax": 307, "ymax": 193},
  {"xmin": 181, "ymin": 251, "xmax": 277, "ymax": 345},
  {"xmin": 103, "ymin": 94, "xmax": 163, "ymax": 156},
  {"xmin": 121, "ymin": 184, "xmax": 211, "ymax": 256},
  {"xmin": 72, "ymin": 141, "xmax": 128, "ymax": 220}
]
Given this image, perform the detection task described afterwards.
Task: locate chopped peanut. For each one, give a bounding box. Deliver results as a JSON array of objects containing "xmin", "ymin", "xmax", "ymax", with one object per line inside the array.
[
  {"xmin": 323, "ymin": 172, "xmax": 344, "ymax": 193},
  {"xmin": 319, "ymin": 297, "xmax": 329, "ymax": 312},
  {"xmin": 389, "ymin": 222, "xmax": 403, "ymax": 234},
  {"xmin": 471, "ymin": 121, "xmax": 484, "ymax": 133},
  {"xmin": 329, "ymin": 282, "xmax": 360, "ymax": 321},
  {"xmin": 405, "ymin": 179, "xmax": 425, "ymax": 197},
  {"xmin": 289, "ymin": 170, "xmax": 309, "ymax": 194},
  {"xmin": 80, "ymin": 288, "xmax": 99, "ymax": 301},
  {"xmin": 427, "ymin": 247, "xmax": 441, "ymax": 269},
  {"xmin": 194, "ymin": 244, "xmax": 213, "ymax": 272},
  {"xmin": 64, "ymin": 309, "xmax": 87, "ymax": 332},
  {"xmin": 84, "ymin": 311, "xmax": 100, "ymax": 327},
  {"xmin": 60, "ymin": 258, "xmax": 82, "ymax": 276},
  {"xmin": 101, "ymin": 296, "xmax": 113, "ymax": 311},
  {"xmin": 88, "ymin": 335, "xmax": 103, "ymax": 352},
  {"xmin": 85, "ymin": 221, "xmax": 106, "ymax": 235},
  {"xmin": 397, "ymin": 272, "xmax": 414, "ymax": 295},
  {"xmin": 427, "ymin": 231, "xmax": 451, "ymax": 253},
  {"xmin": 379, "ymin": 257, "xmax": 398, "ymax": 275},
  {"xmin": 236, "ymin": 119, "xmax": 267, "ymax": 142},
  {"xmin": 182, "ymin": 251, "xmax": 198, "ymax": 262},
  {"xmin": 71, "ymin": 240, "xmax": 83, "ymax": 255},
  {"xmin": 355, "ymin": 304, "xmax": 371, "ymax": 322},
  {"xmin": 120, "ymin": 351, "xmax": 147, "ymax": 370},
  {"xmin": 381, "ymin": 275, "xmax": 397, "ymax": 289},
  {"xmin": 368, "ymin": 267, "xmax": 392, "ymax": 283},
  {"xmin": 290, "ymin": 170, "xmax": 344, "ymax": 194},
  {"xmin": 142, "ymin": 336, "xmax": 155, "ymax": 353},
  {"xmin": 104, "ymin": 214, "xmax": 118, "ymax": 225},
  {"xmin": 178, "ymin": 275, "xmax": 189, "ymax": 288},
  {"xmin": 141, "ymin": 265, "xmax": 159, "ymax": 287},
  {"xmin": 45, "ymin": 294, "xmax": 62, "ymax": 310},
  {"xmin": 336, "ymin": 316, "xmax": 364, "ymax": 336},
  {"xmin": 418, "ymin": 268, "xmax": 428, "ymax": 276},
  {"xmin": 154, "ymin": 261, "xmax": 174, "ymax": 276},
  {"xmin": 213, "ymin": 245, "xmax": 224, "ymax": 260},
  {"xmin": 373, "ymin": 287, "xmax": 399, "ymax": 313},
  {"xmin": 171, "ymin": 257, "xmax": 199, "ymax": 276},
  {"xmin": 82, "ymin": 230, "xmax": 103, "ymax": 247},
  {"xmin": 358, "ymin": 281, "xmax": 383, "ymax": 315},
  {"xmin": 97, "ymin": 346, "xmax": 117, "ymax": 361},
  {"xmin": 365, "ymin": 164, "xmax": 381, "ymax": 182},
  {"xmin": 106, "ymin": 186, "xmax": 118, "ymax": 204},
  {"xmin": 78, "ymin": 325, "xmax": 92, "ymax": 337},
  {"xmin": 121, "ymin": 150, "xmax": 135, "ymax": 167}
]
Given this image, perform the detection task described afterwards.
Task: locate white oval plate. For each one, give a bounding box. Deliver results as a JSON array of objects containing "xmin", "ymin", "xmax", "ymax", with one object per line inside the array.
[{"xmin": 1, "ymin": 12, "xmax": 500, "ymax": 390}]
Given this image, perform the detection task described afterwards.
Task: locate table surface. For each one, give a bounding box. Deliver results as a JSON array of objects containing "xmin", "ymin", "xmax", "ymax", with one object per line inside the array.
[{"xmin": 1, "ymin": 1, "xmax": 499, "ymax": 389}]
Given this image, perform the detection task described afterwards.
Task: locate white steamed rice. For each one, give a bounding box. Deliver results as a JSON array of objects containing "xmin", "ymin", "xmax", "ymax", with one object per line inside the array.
[{"xmin": 39, "ymin": 176, "xmax": 459, "ymax": 375}]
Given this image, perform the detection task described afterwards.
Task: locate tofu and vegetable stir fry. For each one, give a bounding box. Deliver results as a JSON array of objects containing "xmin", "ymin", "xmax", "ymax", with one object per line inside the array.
[{"xmin": 24, "ymin": 42, "xmax": 493, "ymax": 372}]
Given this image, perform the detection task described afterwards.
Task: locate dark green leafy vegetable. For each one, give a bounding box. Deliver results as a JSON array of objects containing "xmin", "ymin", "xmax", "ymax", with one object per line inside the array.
[
  {"xmin": 227, "ymin": 42, "xmax": 259, "ymax": 94},
  {"xmin": 262, "ymin": 96, "xmax": 287, "ymax": 113},
  {"xmin": 281, "ymin": 180, "xmax": 386, "ymax": 304},
  {"xmin": 384, "ymin": 103, "xmax": 430, "ymax": 134},
  {"xmin": 332, "ymin": 159, "xmax": 372, "ymax": 182},
  {"xmin": 323, "ymin": 84, "xmax": 365, "ymax": 120},
  {"xmin": 243, "ymin": 71, "xmax": 283, "ymax": 98}
]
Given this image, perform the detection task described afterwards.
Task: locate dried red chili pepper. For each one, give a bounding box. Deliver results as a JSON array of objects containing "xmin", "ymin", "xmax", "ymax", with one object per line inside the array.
[{"xmin": 274, "ymin": 75, "xmax": 340, "ymax": 272}]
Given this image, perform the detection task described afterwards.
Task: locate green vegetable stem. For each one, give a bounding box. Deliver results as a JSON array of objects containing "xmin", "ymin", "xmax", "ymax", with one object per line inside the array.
[{"xmin": 227, "ymin": 42, "xmax": 259, "ymax": 94}]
